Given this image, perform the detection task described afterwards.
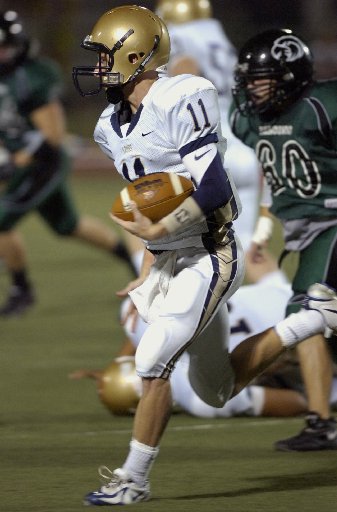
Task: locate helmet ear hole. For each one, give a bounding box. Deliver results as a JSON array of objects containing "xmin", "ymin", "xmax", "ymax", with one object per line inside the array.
[
  {"xmin": 128, "ymin": 53, "xmax": 139, "ymax": 64},
  {"xmin": 128, "ymin": 52, "xmax": 146, "ymax": 64}
]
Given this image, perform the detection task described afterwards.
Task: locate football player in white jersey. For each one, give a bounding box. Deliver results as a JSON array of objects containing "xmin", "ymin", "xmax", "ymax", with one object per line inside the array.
[
  {"xmin": 156, "ymin": 0, "xmax": 260, "ymax": 249},
  {"xmin": 72, "ymin": 6, "xmax": 337, "ymax": 506}
]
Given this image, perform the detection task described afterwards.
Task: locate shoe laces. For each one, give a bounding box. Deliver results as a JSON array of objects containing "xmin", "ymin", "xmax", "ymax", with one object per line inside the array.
[{"xmin": 98, "ymin": 466, "xmax": 125, "ymax": 488}]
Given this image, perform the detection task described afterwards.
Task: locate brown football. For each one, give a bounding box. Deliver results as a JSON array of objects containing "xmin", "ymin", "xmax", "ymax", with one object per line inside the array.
[{"xmin": 111, "ymin": 172, "xmax": 194, "ymax": 222}]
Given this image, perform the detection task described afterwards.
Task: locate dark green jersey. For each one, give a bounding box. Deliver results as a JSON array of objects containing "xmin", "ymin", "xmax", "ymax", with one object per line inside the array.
[
  {"xmin": 0, "ymin": 56, "xmax": 77, "ymax": 233},
  {"xmin": 0, "ymin": 56, "xmax": 63, "ymax": 153},
  {"xmin": 230, "ymin": 80, "xmax": 337, "ymax": 221}
]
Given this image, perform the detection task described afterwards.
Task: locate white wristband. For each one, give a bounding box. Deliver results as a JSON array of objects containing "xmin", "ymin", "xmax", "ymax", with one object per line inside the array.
[
  {"xmin": 159, "ymin": 196, "xmax": 204, "ymax": 234},
  {"xmin": 251, "ymin": 216, "xmax": 273, "ymax": 244}
]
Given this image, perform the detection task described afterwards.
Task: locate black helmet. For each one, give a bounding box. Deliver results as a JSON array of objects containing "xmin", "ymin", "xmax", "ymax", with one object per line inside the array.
[
  {"xmin": 232, "ymin": 28, "xmax": 313, "ymax": 115},
  {"xmin": 0, "ymin": 10, "xmax": 30, "ymax": 75}
]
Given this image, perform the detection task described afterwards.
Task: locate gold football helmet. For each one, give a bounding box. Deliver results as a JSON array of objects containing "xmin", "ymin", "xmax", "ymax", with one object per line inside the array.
[
  {"xmin": 156, "ymin": 0, "xmax": 212, "ymax": 24},
  {"xmin": 97, "ymin": 356, "xmax": 142, "ymax": 415},
  {"xmin": 73, "ymin": 5, "xmax": 170, "ymax": 97}
]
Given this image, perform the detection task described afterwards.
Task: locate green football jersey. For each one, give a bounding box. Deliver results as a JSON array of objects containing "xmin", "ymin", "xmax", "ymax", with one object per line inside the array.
[
  {"xmin": 0, "ymin": 57, "xmax": 63, "ymax": 153},
  {"xmin": 230, "ymin": 80, "xmax": 337, "ymax": 221},
  {"xmin": 0, "ymin": 56, "xmax": 78, "ymax": 233}
]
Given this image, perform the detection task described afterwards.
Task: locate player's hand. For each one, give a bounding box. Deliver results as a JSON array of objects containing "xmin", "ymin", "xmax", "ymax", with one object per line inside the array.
[
  {"xmin": 117, "ymin": 278, "xmax": 145, "ymax": 333},
  {"xmin": 110, "ymin": 201, "xmax": 168, "ymax": 240},
  {"xmin": 120, "ymin": 296, "xmax": 139, "ymax": 333},
  {"xmin": 68, "ymin": 369, "xmax": 102, "ymax": 380},
  {"xmin": 116, "ymin": 276, "xmax": 146, "ymax": 298}
]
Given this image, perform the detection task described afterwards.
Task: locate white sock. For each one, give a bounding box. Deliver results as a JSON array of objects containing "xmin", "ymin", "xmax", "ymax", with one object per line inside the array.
[
  {"xmin": 249, "ymin": 385, "xmax": 266, "ymax": 416},
  {"xmin": 275, "ymin": 309, "xmax": 325, "ymax": 348},
  {"xmin": 122, "ymin": 439, "xmax": 159, "ymax": 486}
]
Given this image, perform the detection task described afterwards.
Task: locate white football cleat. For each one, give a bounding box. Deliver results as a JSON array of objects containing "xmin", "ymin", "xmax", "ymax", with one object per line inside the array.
[
  {"xmin": 305, "ymin": 283, "xmax": 337, "ymax": 333},
  {"xmin": 84, "ymin": 467, "xmax": 150, "ymax": 506}
]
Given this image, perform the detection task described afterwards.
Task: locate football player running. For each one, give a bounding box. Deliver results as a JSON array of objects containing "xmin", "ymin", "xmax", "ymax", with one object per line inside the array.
[
  {"xmin": 0, "ymin": 10, "xmax": 136, "ymax": 316},
  {"xmin": 156, "ymin": 0, "xmax": 260, "ymax": 250},
  {"xmin": 230, "ymin": 28, "xmax": 337, "ymax": 451},
  {"xmin": 73, "ymin": 7, "xmax": 337, "ymax": 506}
]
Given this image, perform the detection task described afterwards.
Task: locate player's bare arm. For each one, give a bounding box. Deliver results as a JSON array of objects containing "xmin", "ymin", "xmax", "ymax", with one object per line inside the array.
[{"xmin": 14, "ymin": 101, "xmax": 65, "ymax": 168}]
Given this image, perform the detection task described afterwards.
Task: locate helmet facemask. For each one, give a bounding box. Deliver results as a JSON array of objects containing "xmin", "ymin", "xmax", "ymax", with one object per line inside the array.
[{"xmin": 233, "ymin": 63, "xmax": 296, "ymax": 116}]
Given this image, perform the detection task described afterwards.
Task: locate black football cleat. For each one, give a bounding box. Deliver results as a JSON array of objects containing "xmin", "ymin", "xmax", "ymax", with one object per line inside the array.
[
  {"xmin": 274, "ymin": 412, "xmax": 337, "ymax": 451},
  {"xmin": 0, "ymin": 286, "xmax": 35, "ymax": 317}
]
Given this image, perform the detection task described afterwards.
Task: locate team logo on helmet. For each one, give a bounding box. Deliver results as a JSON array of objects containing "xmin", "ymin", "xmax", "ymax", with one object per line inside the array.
[
  {"xmin": 271, "ymin": 35, "xmax": 304, "ymax": 62},
  {"xmin": 237, "ymin": 62, "xmax": 249, "ymax": 73}
]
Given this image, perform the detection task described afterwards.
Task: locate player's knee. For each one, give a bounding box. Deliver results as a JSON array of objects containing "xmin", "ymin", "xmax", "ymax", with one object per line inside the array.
[
  {"xmin": 135, "ymin": 316, "xmax": 195, "ymax": 377},
  {"xmin": 135, "ymin": 320, "xmax": 172, "ymax": 375},
  {"xmin": 121, "ymin": 298, "xmax": 147, "ymax": 349},
  {"xmin": 142, "ymin": 375, "xmax": 170, "ymax": 395},
  {"xmin": 54, "ymin": 225, "xmax": 77, "ymax": 237},
  {"xmin": 52, "ymin": 218, "xmax": 78, "ymax": 237}
]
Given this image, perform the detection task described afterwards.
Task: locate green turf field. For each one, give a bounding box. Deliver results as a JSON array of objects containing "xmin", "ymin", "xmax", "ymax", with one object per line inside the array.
[{"xmin": 0, "ymin": 175, "xmax": 335, "ymax": 512}]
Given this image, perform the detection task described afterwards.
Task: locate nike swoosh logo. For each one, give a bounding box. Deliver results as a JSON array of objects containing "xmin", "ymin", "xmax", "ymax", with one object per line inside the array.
[
  {"xmin": 142, "ymin": 131, "xmax": 154, "ymax": 137},
  {"xmin": 194, "ymin": 149, "xmax": 212, "ymax": 160}
]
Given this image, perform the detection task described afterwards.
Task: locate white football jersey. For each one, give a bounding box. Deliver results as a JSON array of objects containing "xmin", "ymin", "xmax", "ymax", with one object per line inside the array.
[
  {"xmin": 94, "ymin": 74, "xmax": 241, "ymax": 250},
  {"xmin": 168, "ymin": 18, "xmax": 237, "ymax": 130},
  {"xmin": 166, "ymin": 18, "xmax": 261, "ymax": 250}
]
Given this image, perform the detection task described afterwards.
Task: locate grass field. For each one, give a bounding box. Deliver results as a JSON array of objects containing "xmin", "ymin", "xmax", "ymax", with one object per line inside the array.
[{"xmin": 1, "ymin": 175, "xmax": 335, "ymax": 512}]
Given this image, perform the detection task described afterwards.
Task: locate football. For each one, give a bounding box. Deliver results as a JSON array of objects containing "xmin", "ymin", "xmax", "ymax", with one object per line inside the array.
[{"xmin": 111, "ymin": 172, "xmax": 194, "ymax": 222}]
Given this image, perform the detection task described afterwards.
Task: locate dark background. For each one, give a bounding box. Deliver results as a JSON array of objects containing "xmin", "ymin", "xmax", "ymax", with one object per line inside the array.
[{"xmin": 2, "ymin": 0, "xmax": 337, "ymax": 136}]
